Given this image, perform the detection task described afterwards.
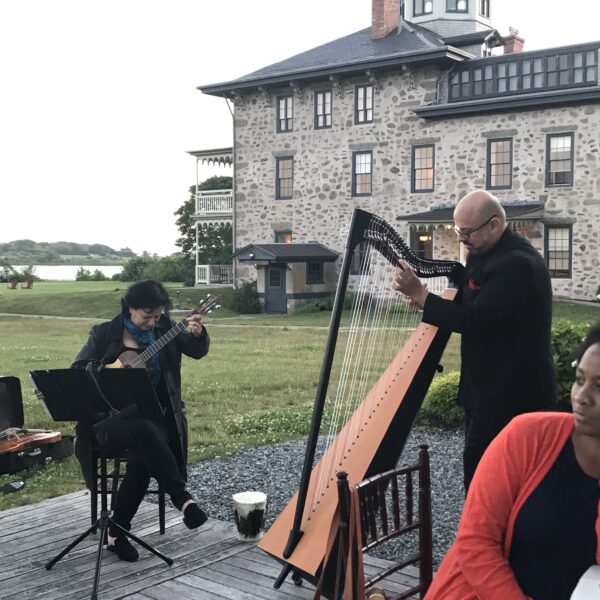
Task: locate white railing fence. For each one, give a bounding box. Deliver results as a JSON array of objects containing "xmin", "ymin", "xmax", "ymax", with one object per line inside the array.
[
  {"xmin": 195, "ymin": 190, "xmax": 233, "ymax": 215},
  {"xmin": 196, "ymin": 264, "xmax": 233, "ymax": 285}
]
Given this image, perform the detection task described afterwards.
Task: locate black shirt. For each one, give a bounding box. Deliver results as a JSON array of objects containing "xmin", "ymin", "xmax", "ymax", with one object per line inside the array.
[{"xmin": 509, "ymin": 438, "xmax": 599, "ymax": 599}]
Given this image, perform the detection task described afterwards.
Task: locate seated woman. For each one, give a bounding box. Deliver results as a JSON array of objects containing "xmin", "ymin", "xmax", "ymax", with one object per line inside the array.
[
  {"xmin": 72, "ymin": 279, "xmax": 210, "ymax": 561},
  {"xmin": 425, "ymin": 322, "xmax": 600, "ymax": 600}
]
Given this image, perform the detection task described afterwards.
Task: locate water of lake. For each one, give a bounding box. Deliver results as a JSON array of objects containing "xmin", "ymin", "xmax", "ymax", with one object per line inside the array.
[{"xmin": 13, "ymin": 265, "xmax": 123, "ymax": 281}]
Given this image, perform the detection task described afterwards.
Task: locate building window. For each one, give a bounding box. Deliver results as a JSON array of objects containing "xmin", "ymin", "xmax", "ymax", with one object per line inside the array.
[
  {"xmin": 269, "ymin": 268, "xmax": 282, "ymax": 288},
  {"xmin": 275, "ymin": 230, "xmax": 292, "ymax": 243},
  {"xmin": 350, "ymin": 241, "xmax": 370, "ymax": 275},
  {"xmin": 276, "ymin": 157, "xmax": 294, "ymax": 199},
  {"xmin": 546, "ymin": 133, "xmax": 574, "ymax": 186},
  {"xmin": 545, "ymin": 226, "xmax": 572, "ymax": 278},
  {"xmin": 479, "ymin": 0, "xmax": 490, "ymax": 17},
  {"xmin": 414, "ymin": 0, "xmax": 433, "ymax": 15},
  {"xmin": 352, "ymin": 151, "xmax": 373, "ymax": 196},
  {"xmin": 411, "ymin": 145, "xmax": 435, "ymax": 193},
  {"xmin": 355, "ymin": 85, "xmax": 373, "ymax": 124},
  {"xmin": 306, "ymin": 262, "xmax": 324, "ymax": 284},
  {"xmin": 487, "ymin": 138, "xmax": 512, "ymax": 189},
  {"xmin": 411, "ymin": 228, "xmax": 433, "ymax": 260},
  {"xmin": 314, "ymin": 90, "xmax": 332, "ymax": 129},
  {"xmin": 277, "ymin": 95, "xmax": 293, "ymax": 132},
  {"xmin": 447, "ymin": 0, "xmax": 468, "ymax": 12},
  {"xmin": 448, "ymin": 44, "xmax": 598, "ymax": 101}
]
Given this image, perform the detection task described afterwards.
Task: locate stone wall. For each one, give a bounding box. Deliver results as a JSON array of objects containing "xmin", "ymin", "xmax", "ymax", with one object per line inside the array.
[{"xmin": 233, "ymin": 66, "xmax": 600, "ymax": 301}]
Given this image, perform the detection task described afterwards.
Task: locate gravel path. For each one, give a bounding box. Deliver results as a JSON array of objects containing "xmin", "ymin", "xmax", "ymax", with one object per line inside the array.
[{"xmin": 185, "ymin": 425, "xmax": 464, "ymax": 568}]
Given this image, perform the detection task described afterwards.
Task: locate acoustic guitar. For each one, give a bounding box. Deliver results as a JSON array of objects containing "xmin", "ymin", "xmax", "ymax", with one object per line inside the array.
[
  {"xmin": 105, "ymin": 294, "xmax": 220, "ymax": 370},
  {"xmin": 0, "ymin": 427, "xmax": 61, "ymax": 455}
]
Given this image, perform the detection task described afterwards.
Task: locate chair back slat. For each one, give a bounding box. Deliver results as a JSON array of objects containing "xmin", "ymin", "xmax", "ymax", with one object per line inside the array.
[
  {"xmin": 346, "ymin": 445, "xmax": 432, "ymax": 599},
  {"xmin": 391, "ymin": 476, "xmax": 400, "ymax": 531},
  {"xmin": 405, "ymin": 471, "xmax": 414, "ymax": 527}
]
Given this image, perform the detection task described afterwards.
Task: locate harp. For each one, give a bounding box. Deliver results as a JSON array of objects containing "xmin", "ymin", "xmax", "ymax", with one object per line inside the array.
[{"xmin": 258, "ymin": 208, "xmax": 464, "ymax": 595}]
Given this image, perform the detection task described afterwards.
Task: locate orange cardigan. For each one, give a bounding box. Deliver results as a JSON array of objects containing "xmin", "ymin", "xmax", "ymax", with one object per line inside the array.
[{"xmin": 425, "ymin": 412, "xmax": 600, "ymax": 600}]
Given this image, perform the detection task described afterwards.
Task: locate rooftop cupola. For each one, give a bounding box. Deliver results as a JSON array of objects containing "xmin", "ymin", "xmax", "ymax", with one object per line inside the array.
[{"xmin": 404, "ymin": 0, "xmax": 493, "ymax": 37}]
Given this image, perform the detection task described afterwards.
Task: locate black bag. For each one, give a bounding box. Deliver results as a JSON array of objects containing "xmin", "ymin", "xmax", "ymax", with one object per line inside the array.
[{"xmin": 0, "ymin": 375, "xmax": 74, "ymax": 475}]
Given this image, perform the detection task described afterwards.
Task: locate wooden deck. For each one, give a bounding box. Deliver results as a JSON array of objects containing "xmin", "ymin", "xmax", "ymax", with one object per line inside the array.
[{"xmin": 0, "ymin": 491, "xmax": 420, "ymax": 599}]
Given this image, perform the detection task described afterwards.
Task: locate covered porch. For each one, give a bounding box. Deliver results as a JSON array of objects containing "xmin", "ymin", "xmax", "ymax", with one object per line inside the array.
[{"xmin": 397, "ymin": 202, "xmax": 546, "ymax": 263}]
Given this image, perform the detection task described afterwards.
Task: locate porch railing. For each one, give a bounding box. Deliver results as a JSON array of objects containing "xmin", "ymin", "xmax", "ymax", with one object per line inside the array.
[
  {"xmin": 195, "ymin": 190, "xmax": 233, "ymax": 217},
  {"xmin": 196, "ymin": 264, "xmax": 233, "ymax": 285}
]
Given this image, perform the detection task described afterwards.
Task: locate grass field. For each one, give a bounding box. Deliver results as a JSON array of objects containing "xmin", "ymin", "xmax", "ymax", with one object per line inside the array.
[{"xmin": 0, "ymin": 285, "xmax": 598, "ymax": 511}]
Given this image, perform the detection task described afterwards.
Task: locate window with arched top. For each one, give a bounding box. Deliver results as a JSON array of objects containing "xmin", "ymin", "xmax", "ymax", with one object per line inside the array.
[{"xmin": 447, "ymin": 0, "xmax": 468, "ymax": 12}]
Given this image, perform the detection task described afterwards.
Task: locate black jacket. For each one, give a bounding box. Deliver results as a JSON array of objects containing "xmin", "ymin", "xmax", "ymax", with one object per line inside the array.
[
  {"xmin": 423, "ymin": 228, "xmax": 556, "ymax": 416},
  {"xmin": 72, "ymin": 312, "xmax": 210, "ymax": 488}
]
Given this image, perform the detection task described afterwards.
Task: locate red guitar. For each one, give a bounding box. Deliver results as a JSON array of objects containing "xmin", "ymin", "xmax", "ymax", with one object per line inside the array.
[
  {"xmin": 105, "ymin": 294, "xmax": 220, "ymax": 370},
  {"xmin": 0, "ymin": 427, "xmax": 61, "ymax": 455}
]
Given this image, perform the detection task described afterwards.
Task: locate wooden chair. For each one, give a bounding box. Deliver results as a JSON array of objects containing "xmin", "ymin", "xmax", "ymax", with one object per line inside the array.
[
  {"xmin": 91, "ymin": 446, "xmax": 166, "ymax": 535},
  {"xmin": 337, "ymin": 445, "xmax": 433, "ymax": 600}
]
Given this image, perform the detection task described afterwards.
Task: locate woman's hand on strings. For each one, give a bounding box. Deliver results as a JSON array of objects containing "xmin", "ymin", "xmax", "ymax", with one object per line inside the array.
[
  {"xmin": 186, "ymin": 314, "xmax": 204, "ymax": 337},
  {"xmin": 392, "ymin": 260, "xmax": 429, "ymax": 309}
]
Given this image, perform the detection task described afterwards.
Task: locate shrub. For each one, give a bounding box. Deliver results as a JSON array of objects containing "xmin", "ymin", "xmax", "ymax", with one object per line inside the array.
[
  {"xmin": 117, "ymin": 254, "xmax": 194, "ymax": 284},
  {"xmin": 229, "ymin": 281, "xmax": 261, "ymax": 314},
  {"xmin": 421, "ymin": 371, "xmax": 463, "ymax": 427},
  {"xmin": 551, "ymin": 319, "xmax": 590, "ymax": 408},
  {"xmin": 295, "ymin": 295, "xmax": 335, "ymax": 313}
]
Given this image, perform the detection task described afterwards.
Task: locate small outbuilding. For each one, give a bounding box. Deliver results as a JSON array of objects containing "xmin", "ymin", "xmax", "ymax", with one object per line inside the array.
[{"xmin": 232, "ymin": 243, "xmax": 339, "ymax": 313}]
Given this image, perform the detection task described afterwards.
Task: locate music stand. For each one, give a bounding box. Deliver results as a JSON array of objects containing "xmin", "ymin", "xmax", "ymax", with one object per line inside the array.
[{"xmin": 29, "ymin": 368, "xmax": 173, "ymax": 600}]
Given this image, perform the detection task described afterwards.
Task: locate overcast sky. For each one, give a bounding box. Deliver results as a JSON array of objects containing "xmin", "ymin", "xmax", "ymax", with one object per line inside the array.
[{"xmin": 1, "ymin": 0, "xmax": 598, "ymax": 256}]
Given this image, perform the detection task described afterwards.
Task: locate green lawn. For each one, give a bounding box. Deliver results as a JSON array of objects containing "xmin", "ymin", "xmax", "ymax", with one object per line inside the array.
[{"xmin": 0, "ymin": 291, "xmax": 597, "ymax": 511}]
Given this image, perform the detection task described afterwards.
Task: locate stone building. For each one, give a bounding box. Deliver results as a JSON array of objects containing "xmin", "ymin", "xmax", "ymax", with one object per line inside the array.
[{"xmin": 200, "ymin": 0, "xmax": 600, "ymax": 310}]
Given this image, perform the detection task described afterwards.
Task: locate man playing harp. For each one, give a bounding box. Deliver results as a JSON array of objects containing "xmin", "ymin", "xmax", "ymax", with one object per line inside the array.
[{"xmin": 393, "ymin": 190, "xmax": 556, "ymax": 490}]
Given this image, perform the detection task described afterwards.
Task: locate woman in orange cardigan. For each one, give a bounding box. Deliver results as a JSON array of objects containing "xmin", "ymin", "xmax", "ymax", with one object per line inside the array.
[{"xmin": 425, "ymin": 322, "xmax": 600, "ymax": 600}]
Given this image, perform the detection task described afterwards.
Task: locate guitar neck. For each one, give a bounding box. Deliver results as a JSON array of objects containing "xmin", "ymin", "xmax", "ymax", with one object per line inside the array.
[{"xmin": 133, "ymin": 319, "xmax": 188, "ymax": 367}]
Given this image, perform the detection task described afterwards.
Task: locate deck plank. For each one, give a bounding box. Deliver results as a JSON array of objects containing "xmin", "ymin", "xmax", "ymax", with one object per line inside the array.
[{"xmin": 1, "ymin": 491, "xmax": 424, "ymax": 599}]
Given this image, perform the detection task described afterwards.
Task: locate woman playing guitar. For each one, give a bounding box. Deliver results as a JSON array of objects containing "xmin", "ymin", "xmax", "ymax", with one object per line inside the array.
[{"xmin": 71, "ymin": 279, "xmax": 211, "ymax": 561}]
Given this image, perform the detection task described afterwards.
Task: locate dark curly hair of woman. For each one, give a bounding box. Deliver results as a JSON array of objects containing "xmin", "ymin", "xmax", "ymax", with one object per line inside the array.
[{"xmin": 572, "ymin": 321, "xmax": 600, "ymax": 364}]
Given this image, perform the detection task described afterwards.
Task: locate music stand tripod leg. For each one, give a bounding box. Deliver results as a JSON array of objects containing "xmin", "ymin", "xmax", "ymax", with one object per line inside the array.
[
  {"xmin": 109, "ymin": 519, "xmax": 174, "ymax": 565},
  {"xmin": 45, "ymin": 522, "xmax": 99, "ymax": 570}
]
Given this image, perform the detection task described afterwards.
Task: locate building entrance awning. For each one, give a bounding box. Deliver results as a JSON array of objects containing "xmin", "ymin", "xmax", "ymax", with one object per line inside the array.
[
  {"xmin": 397, "ymin": 202, "xmax": 545, "ymax": 227},
  {"xmin": 233, "ymin": 243, "xmax": 338, "ymax": 263}
]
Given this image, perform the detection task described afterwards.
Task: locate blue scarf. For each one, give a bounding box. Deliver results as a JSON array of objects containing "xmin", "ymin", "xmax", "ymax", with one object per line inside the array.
[{"xmin": 123, "ymin": 317, "xmax": 161, "ymax": 386}]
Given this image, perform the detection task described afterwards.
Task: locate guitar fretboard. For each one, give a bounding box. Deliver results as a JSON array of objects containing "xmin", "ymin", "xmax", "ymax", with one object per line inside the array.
[{"xmin": 131, "ymin": 320, "xmax": 189, "ymax": 368}]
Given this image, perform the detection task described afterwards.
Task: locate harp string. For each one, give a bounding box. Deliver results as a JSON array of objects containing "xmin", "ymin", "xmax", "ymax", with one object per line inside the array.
[
  {"xmin": 307, "ymin": 218, "xmax": 451, "ymax": 516},
  {"xmin": 309, "ymin": 220, "xmax": 427, "ymax": 514}
]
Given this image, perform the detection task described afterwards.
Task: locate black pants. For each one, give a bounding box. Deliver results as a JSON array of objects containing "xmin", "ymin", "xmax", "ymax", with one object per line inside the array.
[
  {"xmin": 463, "ymin": 406, "xmax": 519, "ymax": 492},
  {"xmin": 94, "ymin": 416, "xmax": 187, "ymax": 536}
]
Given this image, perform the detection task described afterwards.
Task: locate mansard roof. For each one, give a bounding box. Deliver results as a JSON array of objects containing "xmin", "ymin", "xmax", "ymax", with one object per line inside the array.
[{"xmin": 200, "ymin": 21, "xmax": 473, "ymax": 97}]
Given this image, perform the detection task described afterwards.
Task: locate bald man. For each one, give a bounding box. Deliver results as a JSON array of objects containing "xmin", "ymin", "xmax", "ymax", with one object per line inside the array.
[{"xmin": 393, "ymin": 191, "xmax": 556, "ymax": 490}]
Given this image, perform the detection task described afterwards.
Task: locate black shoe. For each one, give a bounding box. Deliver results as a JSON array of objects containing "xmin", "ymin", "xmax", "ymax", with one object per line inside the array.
[
  {"xmin": 183, "ymin": 503, "xmax": 208, "ymax": 529},
  {"xmin": 107, "ymin": 536, "xmax": 139, "ymax": 562}
]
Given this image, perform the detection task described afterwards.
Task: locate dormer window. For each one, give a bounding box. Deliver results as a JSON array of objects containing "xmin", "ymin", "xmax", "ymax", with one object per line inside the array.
[
  {"xmin": 480, "ymin": 0, "xmax": 490, "ymax": 18},
  {"xmin": 414, "ymin": 0, "xmax": 433, "ymax": 15},
  {"xmin": 447, "ymin": 0, "xmax": 468, "ymax": 12}
]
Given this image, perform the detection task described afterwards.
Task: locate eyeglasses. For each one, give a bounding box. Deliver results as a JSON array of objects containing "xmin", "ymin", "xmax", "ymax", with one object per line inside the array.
[{"xmin": 453, "ymin": 214, "xmax": 497, "ymax": 240}]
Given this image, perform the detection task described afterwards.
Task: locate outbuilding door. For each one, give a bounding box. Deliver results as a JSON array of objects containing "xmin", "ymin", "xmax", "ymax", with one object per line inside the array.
[{"xmin": 265, "ymin": 265, "xmax": 287, "ymax": 313}]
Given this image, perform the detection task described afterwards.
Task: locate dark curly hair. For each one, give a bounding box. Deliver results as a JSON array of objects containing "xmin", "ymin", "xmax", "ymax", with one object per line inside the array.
[
  {"xmin": 120, "ymin": 280, "xmax": 172, "ymax": 315},
  {"xmin": 572, "ymin": 321, "xmax": 600, "ymax": 364}
]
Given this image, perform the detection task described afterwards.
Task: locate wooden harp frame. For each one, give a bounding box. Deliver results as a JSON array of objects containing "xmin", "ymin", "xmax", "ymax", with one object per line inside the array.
[{"xmin": 259, "ymin": 208, "xmax": 464, "ymax": 593}]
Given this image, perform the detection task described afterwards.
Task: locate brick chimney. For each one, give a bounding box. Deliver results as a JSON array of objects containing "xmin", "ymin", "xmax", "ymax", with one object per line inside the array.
[
  {"xmin": 503, "ymin": 27, "xmax": 525, "ymax": 54},
  {"xmin": 372, "ymin": 0, "xmax": 401, "ymax": 40}
]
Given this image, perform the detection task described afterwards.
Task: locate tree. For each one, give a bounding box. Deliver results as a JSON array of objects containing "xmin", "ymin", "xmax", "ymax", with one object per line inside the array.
[{"xmin": 174, "ymin": 175, "xmax": 233, "ymax": 261}]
